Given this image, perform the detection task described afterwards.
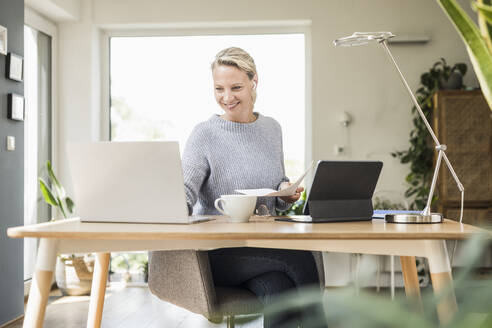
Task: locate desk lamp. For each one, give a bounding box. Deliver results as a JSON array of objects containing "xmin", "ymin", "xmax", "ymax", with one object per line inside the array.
[{"xmin": 333, "ymin": 32, "xmax": 464, "ymax": 224}]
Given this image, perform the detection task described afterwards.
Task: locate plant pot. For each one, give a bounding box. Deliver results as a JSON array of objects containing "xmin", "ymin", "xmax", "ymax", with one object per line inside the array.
[
  {"xmin": 440, "ymin": 72, "xmax": 463, "ymax": 90},
  {"xmin": 55, "ymin": 254, "xmax": 95, "ymax": 296}
]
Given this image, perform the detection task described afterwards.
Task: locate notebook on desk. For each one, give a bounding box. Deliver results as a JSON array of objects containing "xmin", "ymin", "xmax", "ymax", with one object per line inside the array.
[
  {"xmin": 276, "ymin": 160, "xmax": 383, "ymax": 223},
  {"xmin": 67, "ymin": 141, "xmax": 211, "ymax": 224}
]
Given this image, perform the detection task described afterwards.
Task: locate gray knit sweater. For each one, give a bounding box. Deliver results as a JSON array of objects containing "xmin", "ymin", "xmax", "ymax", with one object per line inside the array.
[{"xmin": 182, "ymin": 113, "xmax": 290, "ymax": 215}]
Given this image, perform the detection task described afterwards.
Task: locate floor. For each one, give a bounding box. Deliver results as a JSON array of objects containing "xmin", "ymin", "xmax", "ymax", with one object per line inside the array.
[
  {"xmin": 5, "ymin": 283, "xmax": 263, "ymax": 328},
  {"xmin": 4, "ymin": 276, "xmax": 491, "ymax": 328}
]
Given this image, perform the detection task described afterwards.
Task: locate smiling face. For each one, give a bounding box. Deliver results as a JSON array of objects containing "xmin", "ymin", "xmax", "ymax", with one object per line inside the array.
[{"xmin": 212, "ymin": 64, "xmax": 258, "ymax": 123}]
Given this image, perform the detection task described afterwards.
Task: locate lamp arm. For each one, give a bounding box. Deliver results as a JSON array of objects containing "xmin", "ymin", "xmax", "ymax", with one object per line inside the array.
[
  {"xmin": 423, "ymin": 148, "xmax": 444, "ymax": 216},
  {"xmin": 441, "ymin": 152, "xmax": 465, "ymax": 192},
  {"xmin": 380, "ymin": 40, "xmax": 465, "ymax": 222},
  {"xmin": 380, "ymin": 40, "xmax": 441, "ymax": 147},
  {"xmin": 442, "ymin": 152, "xmax": 465, "ymax": 223}
]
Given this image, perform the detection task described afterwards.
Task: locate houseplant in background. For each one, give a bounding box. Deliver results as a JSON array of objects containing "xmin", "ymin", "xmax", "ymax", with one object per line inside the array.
[
  {"xmin": 391, "ymin": 58, "xmax": 467, "ymax": 210},
  {"xmin": 39, "ymin": 160, "xmax": 95, "ymax": 295},
  {"xmin": 437, "ymin": 0, "xmax": 492, "ymax": 111},
  {"xmin": 110, "ymin": 252, "xmax": 149, "ymax": 283}
]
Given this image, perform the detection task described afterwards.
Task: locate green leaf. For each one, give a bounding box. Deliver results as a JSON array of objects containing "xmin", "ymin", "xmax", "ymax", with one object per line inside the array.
[
  {"xmin": 57, "ymin": 197, "xmax": 68, "ymax": 219},
  {"xmin": 478, "ymin": 313, "xmax": 492, "ymax": 328},
  {"xmin": 454, "ymin": 62, "xmax": 468, "ymax": 75},
  {"xmin": 420, "ymin": 73, "xmax": 433, "ymax": 88},
  {"xmin": 475, "ymin": 2, "xmax": 492, "ymax": 24},
  {"xmin": 39, "ymin": 178, "xmax": 58, "ymax": 206},
  {"xmin": 39, "ymin": 160, "xmax": 75, "ymax": 219},
  {"xmin": 405, "ymin": 188, "xmax": 418, "ymax": 197},
  {"xmin": 438, "ymin": 0, "xmax": 492, "ymax": 110},
  {"xmin": 46, "ymin": 161, "xmax": 61, "ymax": 189},
  {"xmin": 65, "ymin": 197, "xmax": 75, "ymax": 214},
  {"xmin": 46, "ymin": 161, "xmax": 67, "ymax": 199}
]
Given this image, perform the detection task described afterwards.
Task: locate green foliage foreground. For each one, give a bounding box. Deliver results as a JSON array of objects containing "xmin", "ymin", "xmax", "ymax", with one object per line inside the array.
[
  {"xmin": 261, "ymin": 233, "xmax": 492, "ymax": 327},
  {"xmin": 438, "ymin": 0, "xmax": 492, "ymax": 111}
]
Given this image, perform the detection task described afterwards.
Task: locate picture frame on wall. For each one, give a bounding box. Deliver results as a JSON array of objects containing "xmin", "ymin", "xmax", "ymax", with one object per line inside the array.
[
  {"xmin": 6, "ymin": 52, "xmax": 23, "ymax": 82},
  {"xmin": 0, "ymin": 25, "xmax": 6, "ymax": 55},
  {"xmin": 8, "ymin": 93, "xmax": 24, "ymax": 121}
]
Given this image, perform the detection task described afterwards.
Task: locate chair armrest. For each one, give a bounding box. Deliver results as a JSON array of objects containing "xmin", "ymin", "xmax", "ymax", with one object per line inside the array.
[{"xmin": 148, "ymin": 250, "xmax": 218, "ymax": 318}]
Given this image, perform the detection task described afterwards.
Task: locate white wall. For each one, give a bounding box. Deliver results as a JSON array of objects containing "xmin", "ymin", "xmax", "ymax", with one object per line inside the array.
[
  {"xmin": 51, "ymin": 0, "xmax": 479, "ymax": 285},
  {"xmin": 55, "ymin": 0, "xmax": 478, "ymax": 200},
  {"xmin": 57, "ymin": 0, "xmax": 101, "ymax": 188},
  {"xmin": 25, "ymin": 0, "xmax": 80, "ymax": 21}
]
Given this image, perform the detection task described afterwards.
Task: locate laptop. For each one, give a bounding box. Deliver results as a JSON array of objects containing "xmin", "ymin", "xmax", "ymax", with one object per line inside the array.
[
  {"xmin": 67, "ymin": 141, "xmax": 211, "ymax": 224},
  {"xmin": 277, "ymin": 160, "xmax": 383, "ymax": 223}
]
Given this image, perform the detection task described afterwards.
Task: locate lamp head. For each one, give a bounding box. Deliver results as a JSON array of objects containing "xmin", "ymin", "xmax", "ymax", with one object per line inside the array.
[{"xmin": 333, "ymin": 32, "xmax": 395, "ymax": 47}]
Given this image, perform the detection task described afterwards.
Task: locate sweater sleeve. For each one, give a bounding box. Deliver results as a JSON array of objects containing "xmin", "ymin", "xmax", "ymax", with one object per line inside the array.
[
  {"xmin": 275, "ymin": 122, "xmax": 291, "ymax": 212},
  {"xmin": 182, "ymin": 126, "xmax": 210, "ymax": 215}
]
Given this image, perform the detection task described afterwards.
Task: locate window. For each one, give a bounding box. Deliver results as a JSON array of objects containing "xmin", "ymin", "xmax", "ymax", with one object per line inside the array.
[
  {"xmin": 110, "ymin": 33, "xmax": 306, "ymax": 179},
  {"xmin": 108, "ymin": 32, "xmax": 307, "ymax": 283}
]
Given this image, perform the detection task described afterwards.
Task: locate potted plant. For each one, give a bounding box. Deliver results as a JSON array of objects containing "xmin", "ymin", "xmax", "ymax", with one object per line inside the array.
[
  {"xmin": 39, "ymin": 160, "xmax": 95, "ymax": 295},
  {"xmin": 110, "ymin": 252, "xmax": 149, "ymax": 283}
]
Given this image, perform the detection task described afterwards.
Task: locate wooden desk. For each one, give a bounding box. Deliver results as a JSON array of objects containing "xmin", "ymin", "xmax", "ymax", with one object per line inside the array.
[{"xmin": 7, "ymin": 217, "xmax": 486, "ymax": 328}]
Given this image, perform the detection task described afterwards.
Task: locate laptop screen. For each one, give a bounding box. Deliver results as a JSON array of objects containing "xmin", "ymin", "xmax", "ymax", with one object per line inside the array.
[{"xmin": 67, "ymin": 141, "xmax": 189, "ymax": 223}]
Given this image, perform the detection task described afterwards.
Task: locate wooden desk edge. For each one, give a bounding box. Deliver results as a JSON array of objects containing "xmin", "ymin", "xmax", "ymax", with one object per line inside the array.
[
  {"xmin": 6, "ymin": 218, "xmax": 490, "ymax": 241},
  {"xmin": 7, "ymin": 230, "xmax": 489, "ymax": 241}
]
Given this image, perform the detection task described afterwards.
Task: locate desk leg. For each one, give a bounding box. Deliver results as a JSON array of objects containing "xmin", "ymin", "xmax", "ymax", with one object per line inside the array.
[
  {"xmin": 426, "ymin": 240, "xmax": 458, "ymax": 325},
  {"xmin": 23, "ymin": 238, "xmax": 58, "ymax": 328},
  {"xmin": 400, "ymin": 256, "xmax": 423, "ymax": 312},
  {"xmin": 87, "ymin": 253, "xmax": 110, "ymax": 328}
]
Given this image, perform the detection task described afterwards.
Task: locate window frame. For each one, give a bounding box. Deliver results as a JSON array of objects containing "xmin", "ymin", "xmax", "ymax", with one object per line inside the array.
[
  {"xmin": 23, "ymin": 6, "xmax": 58, "ymax": 288},
  {"xmin": 25, "ymin": 7, "xmax": 58, "ymax": 171}
]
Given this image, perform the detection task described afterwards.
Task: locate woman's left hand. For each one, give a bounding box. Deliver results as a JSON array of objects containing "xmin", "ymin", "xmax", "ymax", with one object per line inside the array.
[{"xmin": 279, "ymin": 183, "xmax": 304, "ymax": 203}]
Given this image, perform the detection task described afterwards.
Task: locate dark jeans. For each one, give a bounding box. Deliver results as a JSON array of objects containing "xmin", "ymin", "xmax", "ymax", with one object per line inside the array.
[{"xmin": 209, "ymin": 247, "xmax": 325, "ymax": 328}]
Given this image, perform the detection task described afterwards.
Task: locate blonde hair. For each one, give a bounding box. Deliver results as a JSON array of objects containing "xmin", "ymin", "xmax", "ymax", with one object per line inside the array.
[{"xmin": 212, "ymin": 47, "xmax": 257, "ymax": 103}]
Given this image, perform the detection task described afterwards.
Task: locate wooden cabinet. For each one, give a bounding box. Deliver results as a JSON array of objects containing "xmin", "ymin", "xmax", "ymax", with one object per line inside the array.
[{"xmin": 433, "ymin": 90, "xmax": 492, "ymax": 227}]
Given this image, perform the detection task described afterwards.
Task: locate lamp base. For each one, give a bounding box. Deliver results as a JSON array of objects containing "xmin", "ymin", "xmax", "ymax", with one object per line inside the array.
[{"xmin": 385, "ymin": 213, "xmax": 443, "ymax": 224}]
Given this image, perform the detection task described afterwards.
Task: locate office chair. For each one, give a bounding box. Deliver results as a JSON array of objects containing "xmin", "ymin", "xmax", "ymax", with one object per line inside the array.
[{"xmin": 148, "ymin": 250, "xmax": 325, "ymax": 328}]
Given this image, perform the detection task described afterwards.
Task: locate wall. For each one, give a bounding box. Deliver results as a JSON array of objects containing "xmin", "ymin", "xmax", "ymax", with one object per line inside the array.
[
  {"xmin": 53, "ymin": 0, "xmax": 479, "ymax": 285},
  {"xmin": 56, "ymin": 0, "xmax": 478, "ymax": 200},
  {"xmin": 25, "ymin": 0, "xmax": 80, "ymax": 22},
  {"xmin": 0, "ymin": 0, "xmax": 24, "ymax": 324}
]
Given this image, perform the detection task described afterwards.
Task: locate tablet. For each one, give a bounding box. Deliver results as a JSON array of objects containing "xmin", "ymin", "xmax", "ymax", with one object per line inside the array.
[{"xmin": 301, "ymin": 160, "xmax": 383, "ymax": 222}]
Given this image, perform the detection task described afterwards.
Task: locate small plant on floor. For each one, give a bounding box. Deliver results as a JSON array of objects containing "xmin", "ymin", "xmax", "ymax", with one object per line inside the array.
[
  {"xmin": 39, "ymin": 160, "xmax": 74, "ymax": 220},
  {"xmin": 110, "ymin": 253, "xmax": 149, "ymax": 283},
  {"xmin": 111, "ymin": 254, "xmax": 131, "ymax": 282}
]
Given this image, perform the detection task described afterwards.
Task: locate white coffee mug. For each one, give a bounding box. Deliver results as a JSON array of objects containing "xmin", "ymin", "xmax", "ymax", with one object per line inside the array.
[{"xmin": 214, "ymin": 195, "xmax": 257, "ymax": 223}]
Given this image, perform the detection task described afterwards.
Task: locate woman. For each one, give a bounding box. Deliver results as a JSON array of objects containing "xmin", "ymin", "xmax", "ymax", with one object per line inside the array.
[{"xmin": 182, "ymin": 47, "xmax": 322, "ymax": 328}]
